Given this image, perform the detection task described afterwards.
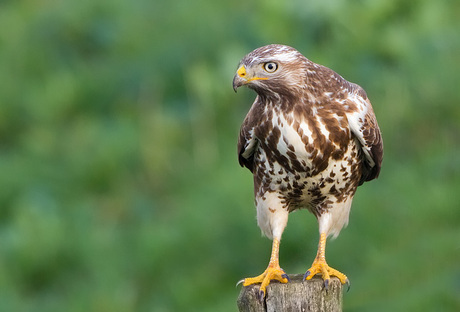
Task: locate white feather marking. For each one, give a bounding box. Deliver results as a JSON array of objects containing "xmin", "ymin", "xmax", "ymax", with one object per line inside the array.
[
  {"xmin": 318, "ymin": 197, "xmax": 353, "ymax": 238},
  {"xmin": 311, "ymin": 106, "xmax": 318, "ymax": 116},
  {"xmin": 272, "ymin": 113, "xmax": 313, "ymax": 164},
  {"xmin": 256, "ymin": 191, "xmax": 289, "ymax": 239},
  {"xmin": 275, "ymin": 50, "xmax": 300, "ymax": 63},
  {"xmin": 346, "ymin": 94, "xmax": 375, "ymax": 167},
  {"xmin": 242, "ymin": 139, "xmax": 257, "ymax": 159},
  {"xmin": 317, "ymin": 116, "xmax": 330, "ymax": 141}
]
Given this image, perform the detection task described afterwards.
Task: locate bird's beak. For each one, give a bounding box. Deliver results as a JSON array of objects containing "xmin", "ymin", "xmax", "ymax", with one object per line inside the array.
[
  {"xmin": 233, "ymin": 65, "xmax": 247, "ymax": 92},
  {"xmin": 233, "ymin": 65, "xmax": 268, "ymax": 93}
]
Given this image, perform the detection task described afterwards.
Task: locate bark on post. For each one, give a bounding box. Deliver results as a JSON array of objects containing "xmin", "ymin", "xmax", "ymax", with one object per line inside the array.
[{"xmin": 237, "ymin": 275, "xmax": 343, "ymax": 312}]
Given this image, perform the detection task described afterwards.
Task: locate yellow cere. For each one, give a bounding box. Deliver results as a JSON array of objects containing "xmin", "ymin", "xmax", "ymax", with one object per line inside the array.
[
  {"xmin": 237, "ymin": 65, "xmax": 247, "ymax": 77},
  {"xmin": 237, "ymin": 65, "xmax": 268, "ymax": 82}
]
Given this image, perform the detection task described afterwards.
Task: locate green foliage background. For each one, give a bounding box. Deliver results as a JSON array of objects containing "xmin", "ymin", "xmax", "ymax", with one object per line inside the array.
[{"xmin": 0, "ymin": 0, "xmax": 459, "ymax": 311}]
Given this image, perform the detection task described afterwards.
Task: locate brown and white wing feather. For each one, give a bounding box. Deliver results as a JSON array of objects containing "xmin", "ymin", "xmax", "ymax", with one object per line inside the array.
[
  {"xmin": 320, "ymin": 66, "xmax": 383, "ymax": 184},
  {"xmin": 346, "ymin": 93, "xmax": 383, "ymax": 184},
  {"xmin": 238, "ymin": 123, "xmax": 257, "ymax": 172},
  {"xmin": 238, "ymin": 97, "xmax": 264, "ymax": 172}
]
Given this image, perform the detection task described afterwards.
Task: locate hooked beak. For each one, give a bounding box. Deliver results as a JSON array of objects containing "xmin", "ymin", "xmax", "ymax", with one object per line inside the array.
[
  {"xmin": 232, "ymin": 65, "xmax": 247, "ymax": 92},
  {"xmin": 232, "ymin": 65, "xmax": 268, "ymax": 92}
]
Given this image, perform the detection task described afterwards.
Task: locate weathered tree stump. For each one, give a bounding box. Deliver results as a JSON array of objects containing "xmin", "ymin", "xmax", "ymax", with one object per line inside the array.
[{"xmin": 237, "ymin": 274, "xmax": 343, "ymax": 312}]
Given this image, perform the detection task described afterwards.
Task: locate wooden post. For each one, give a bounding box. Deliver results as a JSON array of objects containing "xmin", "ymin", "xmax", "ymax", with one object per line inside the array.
[{"xmin": 237, "ymin": 275, "xmax": 343, "ymax": 312}]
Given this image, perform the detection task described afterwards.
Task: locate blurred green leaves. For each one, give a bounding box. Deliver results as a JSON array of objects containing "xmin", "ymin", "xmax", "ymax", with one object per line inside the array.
[{"xmin": 0, "ymin": 0, "xmax": 459, "ymax": 311}]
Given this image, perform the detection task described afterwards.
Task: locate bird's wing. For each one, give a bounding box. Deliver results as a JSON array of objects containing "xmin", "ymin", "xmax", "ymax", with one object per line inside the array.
[
  {"xmin": 346, "ymin": 92, "xmax": 383, "ymax": 184},
  {"xmin": 238, "ymin": 98, "xmax": 264, "ymax": 172}
]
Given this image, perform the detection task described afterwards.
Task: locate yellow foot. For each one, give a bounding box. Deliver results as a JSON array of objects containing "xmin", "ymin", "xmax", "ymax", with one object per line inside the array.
[
  {"xmin": 242, "ymin": 265, "xmax": 290, "ymax": 298},
  {"xmin": 304, "ymin": 259, "xmax": 349, "ymax": 290}
]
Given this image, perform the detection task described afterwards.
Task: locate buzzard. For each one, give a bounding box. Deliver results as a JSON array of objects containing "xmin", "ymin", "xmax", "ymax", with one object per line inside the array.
[{"xmin": 233, "ymin": 44, "xmax": 383, "ymax": 297}]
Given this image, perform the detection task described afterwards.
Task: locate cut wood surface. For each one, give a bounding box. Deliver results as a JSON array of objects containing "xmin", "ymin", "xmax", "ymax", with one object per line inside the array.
[{"xmin": 237, "ymin": 274, "xmax": 343, "ymax": 312}]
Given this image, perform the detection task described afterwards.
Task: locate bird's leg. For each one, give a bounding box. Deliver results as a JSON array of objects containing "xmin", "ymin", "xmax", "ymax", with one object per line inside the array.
[
  {"xmin": 304, "ymin": 232, "xmax": 349, "ymax": 288},
  {"xmin": 242, "ymin": 238, "xmax": 289, "ymax": 298}
]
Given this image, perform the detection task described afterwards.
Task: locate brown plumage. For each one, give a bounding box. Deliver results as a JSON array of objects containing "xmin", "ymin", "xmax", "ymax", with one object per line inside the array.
[{"xmin": 233, "ymin": 44, "xmax": 383, "ymax": 297}]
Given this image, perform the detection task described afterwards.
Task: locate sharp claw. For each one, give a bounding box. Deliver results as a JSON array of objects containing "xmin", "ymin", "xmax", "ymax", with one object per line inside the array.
[
  {"xmin": 281, "ymin": 273, "xmax": 291, "ymax": 282},
  {"xmin": 346, "ymin": 278, "xmax": 351, "ymax": 292},
  {"xmin": 257, "ymin": 290, "xmax": 265, "ymax": 302},
  {"xmin": 236, "ymin": 279, "xmax": 245, "ymax": 287},
  {"xmin": 303, "ymin": 270, "xmax": 311, "ymax": 280},
  {"xmin": 324, "ymin": 278, "xmax": 330, "ymax": 290}
]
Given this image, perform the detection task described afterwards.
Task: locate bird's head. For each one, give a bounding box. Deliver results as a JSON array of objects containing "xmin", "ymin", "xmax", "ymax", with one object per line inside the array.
[{"xmin": 233, "ymin": 44, "xmax": 308, "ymax": 96}]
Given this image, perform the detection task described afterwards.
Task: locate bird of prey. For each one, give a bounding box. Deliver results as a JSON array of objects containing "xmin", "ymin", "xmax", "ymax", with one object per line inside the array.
[{"xmin": 233, "ymin": 44, "xmax": 383, "ymax": 297}]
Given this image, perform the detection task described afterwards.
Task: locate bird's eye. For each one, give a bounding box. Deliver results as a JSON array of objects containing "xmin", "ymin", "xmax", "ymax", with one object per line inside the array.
[{"xmin": 264, "ymin": 62, "xmax": 278, "ymax": 73}]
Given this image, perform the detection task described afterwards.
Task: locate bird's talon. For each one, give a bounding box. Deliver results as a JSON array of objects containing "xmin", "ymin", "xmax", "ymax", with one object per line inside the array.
[
  {"xmin": 303, "ymin": 270, "xmax": 311, "ymax": 280},
  {"xmin": 281, "ymin": 273, "xmax": 291, "ymax": 282},
  {"xmin": 324, "ymin": 278, "xmax": 330, "ymax": 290},
  {"xmin": 304, "ymin": 249, "xmax": 348, "ymax": 288},
  {"xmin": 236, "ymin": 279, "xmax": 245, "ymax": 287},
  {"xmin": 257, "ymin": 290, "xmax": 265, "ymax": 302},
  {"xmin": 346, "ymin": 278, "xmax": 351, "ymax": 292}
]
